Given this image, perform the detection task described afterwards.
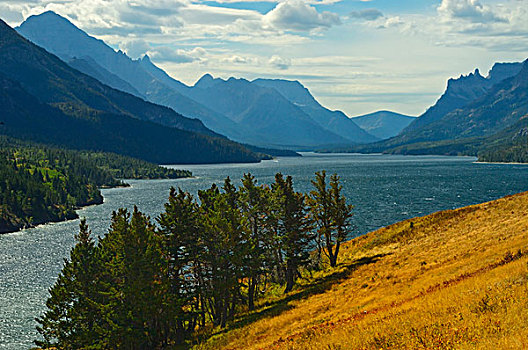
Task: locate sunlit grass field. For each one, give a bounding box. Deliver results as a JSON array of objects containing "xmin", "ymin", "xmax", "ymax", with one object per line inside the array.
[{"xmin": 193, "ymin": 191, "xmax": 528, "ymax": 349}]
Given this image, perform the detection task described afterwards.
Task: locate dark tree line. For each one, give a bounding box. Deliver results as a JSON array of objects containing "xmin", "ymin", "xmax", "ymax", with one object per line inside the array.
[
  {"xmin": 478, "ymin": 136, "xmax": 528, "ymax": 163},
  {"xmin": 35, "ymin": 171, "xmax": 353, "ymax": 348},
  {"xmin": 0, "ymin": 138, "xmax": 192, "ymax": 233},
  {"xmin": 77, "ymin": 151, "xmax": 192, "ymax": 180}
]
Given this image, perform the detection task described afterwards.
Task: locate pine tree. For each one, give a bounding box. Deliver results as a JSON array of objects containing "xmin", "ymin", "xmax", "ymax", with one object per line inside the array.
[
  {"xmin": 157, "ymin": 187, "xmax": 201, "ymax": 343},
  {"xmin": 239, "ymin": 173, "xmax": 270, "ymax": 310},
  {"xmin": 329, "ymin": 173, "xmax": 354, "ymax": 266},
  {"xmin": 35, "ymin": 218, "xmax": 100, "ymax": 349},
  {"xmin": 308, "ymin": 171, "xmax": 353, "ymax": 267},
  {"xmin": 272, "ymin": 174, "xmax": 312, "ymax": 293},
  {"xmin": 96, "ymin": 207, "xmax": 165, "ymax": 348},
  {"xmin": 198, "ymin": 179, "xmax": 246, "ymax": 328}
]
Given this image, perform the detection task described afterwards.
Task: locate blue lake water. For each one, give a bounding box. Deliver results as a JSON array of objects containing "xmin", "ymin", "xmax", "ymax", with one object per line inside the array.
[{"xmin": 1, "ymin": 153, "xmax": 528, "ymax": 349}]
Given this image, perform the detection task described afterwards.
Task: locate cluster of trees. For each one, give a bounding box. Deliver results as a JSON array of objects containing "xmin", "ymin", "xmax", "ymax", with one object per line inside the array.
[
  {"xmin": 35, "ymin": 172, "xmax": 353, "ymax": 348},
  {"xmin": 0, "ymin": 148, "xmax": 105, "ymax": 233},
  {"xmin": 478, "ymin": 136, "xmax": 528, "ymax": 163},
  {"xmin": 0, "ymin": 137, "xmax": 193, "ymax": 233},
  {"xmin": 78, "ymin": 151, "xmax": 192, "ymax": 180}
]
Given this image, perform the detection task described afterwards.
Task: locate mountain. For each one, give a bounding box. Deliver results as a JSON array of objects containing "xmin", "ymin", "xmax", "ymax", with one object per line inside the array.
[
  {"xmin": 349, "ymin": 60, "xmax": 526, "ymax": 155},
  {"xmin": 7, "ymin": 16, "xmax": 215, "ymax": 136},
  {"xmin": 0, "ymin": 18, "xmax": 265, "ymax": 164},
  {"xmin": 186, "ymin": 77, "xmax": 358, "ymax": 147},
  {"xmin": 404, "ymin": 63, "xmax": 522, "ymax": 133},
  {"xmin": 477, "ymin": 116, "xmax": 528, "ymax": 163},
  {"xmin": 252, "ymin": 79, "xmax": 378, "ymax": 144},
  {"xmin": 17, "ymin": 11, "xmax": 378, "ymax": 148},
  {"xmin": 351, "ymin": 111, "xmax": 415, "ymax": 139},
  {"xmin": 397, "ymin": 60, "xmax": 528, "ymax": 144},
  {"xmin": 67, "ymin": 56, "xmax": 143, "ymax": 98},
  {"xmin": 16, "ymin": 11, "xmax": 244, "ymax": 139}
]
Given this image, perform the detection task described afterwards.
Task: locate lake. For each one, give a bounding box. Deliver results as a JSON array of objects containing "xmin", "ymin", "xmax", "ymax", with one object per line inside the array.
[{"xmin": 1, "ymin": 153, "xmax": 528, "ymax": 349}]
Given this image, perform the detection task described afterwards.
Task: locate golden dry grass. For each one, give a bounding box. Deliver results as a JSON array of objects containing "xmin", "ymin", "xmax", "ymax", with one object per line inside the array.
[{"xmin": 194, "ymin": 191, "xmax": 528, "ymax": 350}]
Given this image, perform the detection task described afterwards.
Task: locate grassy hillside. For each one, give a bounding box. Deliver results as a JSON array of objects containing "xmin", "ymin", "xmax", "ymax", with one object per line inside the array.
[{"xmin": 196, "ymin": 191, "xmax": 528, "ymax": 349}]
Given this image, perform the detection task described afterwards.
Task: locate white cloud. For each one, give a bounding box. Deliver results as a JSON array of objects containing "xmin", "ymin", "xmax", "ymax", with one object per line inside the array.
[
  {"xmin": 202, "ymin": 0, "xmax": 344, "ymax": 4},
  {"xmin": 437, "ymin": 0, "xmax": 508, "ymax": 23},
  {"xmin": 269, "ymin": 55, "xmax": 291, "ymax": 70},
  {"xmin": 263, "ymin": 0, "xmax": 340, "ymax": 32},
  {"xmin": 350, "ymin": 9, "xmax": 383, "ymax": 21},
  {"xmin": 0, "ymin": 3, "xmax": 26, "ymax": 24},
  {"xmin": 222, "ymin": 55, "xmax": 258, "ymax": 65},
  {"xmin": 148, "ymin": 46, "xmax": 207, "ymax": 63},
  {"xmin": 120, "ymin": 39, "xmax": 151, "ymax": 59},
  {"xmin": 383, "ymin": 16, "xmax": 404, "ymax": 28}
]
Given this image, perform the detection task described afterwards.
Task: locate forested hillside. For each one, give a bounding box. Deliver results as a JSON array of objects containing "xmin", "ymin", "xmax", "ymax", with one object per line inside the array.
[
  {"xmin": 0, "ymin": 137, "xmax": 192, "ymax": 233},
  {"xmin": 0, "ymin": 146, "xmax": 109, "ymax": 233}
]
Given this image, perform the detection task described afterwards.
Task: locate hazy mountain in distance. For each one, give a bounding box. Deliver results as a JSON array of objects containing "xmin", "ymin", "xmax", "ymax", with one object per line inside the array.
[
  {"xmin": 16, "ymin": 11, "xmax": 248, "ymax": 139},
  {"xmin": 67, "ymin": 56, "xmax": 143, "ymax": 97},
  {"xmin": 352, "ymin": 59, "xmax": 528, "ymax": 156},
  {"xmin": 252, "ymin": 78, "xmax": 379, "ymax": 144},
  {"xmin": 17, "ymin": 11, "xmax": 378, "ymax": 148},
  {"xmin": 187, "ymin": 76, "xmax": 354, "ymax": 147},
  {"xmin": 0, "ymin": 18, "xmax": 264, "ymax": 164},
  {"xmin": 351, "ymin": 111, "xmax": 415, "ymax": 139},
  {"xmin": 413, "ymin": 59, "xmax": 528, "ymax": 141}
]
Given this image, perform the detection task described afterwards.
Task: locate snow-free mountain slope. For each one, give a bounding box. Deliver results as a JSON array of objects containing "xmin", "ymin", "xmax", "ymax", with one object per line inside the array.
[
  {"xmin": 352, "ymin": 111, "xmax": 415, "ymax": 139},
  {"xmin": 0, "ymin": 18, "xmax": 263, "ymax": 164},
  {"xmin": 253, "ymin": 78, "xmax": 379, "ymax": 144},
  {"xmin": 187, "ymin": 77, "xmax": 354, "ymax": 147},
  {"xmin": 16, "ymin": 11, "xmax": 243, "ymax": 138},
  {"xmin": 67, "ymin": 56, "xmax": 143, "ymax": 97},
  {"xmin": 404, "ymin": 63, "xmax": 522, "ymax": 133}
]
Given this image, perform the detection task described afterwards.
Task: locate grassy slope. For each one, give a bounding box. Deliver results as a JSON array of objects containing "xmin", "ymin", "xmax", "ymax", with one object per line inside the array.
[{"xmin": 197, "ymin": 192, "xmax": 528, "ymax": 349}]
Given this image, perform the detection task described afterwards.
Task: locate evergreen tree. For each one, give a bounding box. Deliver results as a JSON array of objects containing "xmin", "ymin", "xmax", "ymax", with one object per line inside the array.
[
  {"xmin": 198, "ymin": 179, "xmax": 247, "ymax": 328},
  {"xmin": 34, "ymin": 171, "xmax": 354, "ymax": 344},
  {"xmin": 272, "ymin": 174, "xmax": 312, "ymax": 293},
  {"xmin": 308, "ymin": 171, "xmax": 354, "ymax": 267},
  {"xmin": 157, "ymin": 187, "xmax": 201, "ymax": 343},
  {"xmin": 96, "ymin": 207, "xmax": 165, "ymax": 348},
  {"xmin": 35, "ymin": 219, "xmax": 100, "ymax": 349},
  {"xmin": 239, "ymin": 173, "xmax": 271, "ymax": 310}
]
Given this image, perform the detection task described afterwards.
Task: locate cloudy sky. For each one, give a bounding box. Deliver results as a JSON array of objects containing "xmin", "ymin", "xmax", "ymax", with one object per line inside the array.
[{"xmin": 2, "ymin": 0, "xmax": 528, "ymax": 116}]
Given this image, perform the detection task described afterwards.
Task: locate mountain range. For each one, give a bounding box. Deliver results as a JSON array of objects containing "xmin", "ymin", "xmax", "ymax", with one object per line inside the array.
[
  {"xmin": 0, "ymin": 18, "xmax": 265, "ymax": 164},
  {"xmin": 16, "ymin": 11, "xmax": 385, "ymax": 148},
  {"xmin": 10, "ymin": 10, "xmax": 526, "ymax": 161},
  {"xmin": 350, "ymin": 60, "xmax": 527, "ymax": 159}
]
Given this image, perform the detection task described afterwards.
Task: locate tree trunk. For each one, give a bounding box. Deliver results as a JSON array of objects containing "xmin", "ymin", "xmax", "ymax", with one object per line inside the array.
[
  {"xmin": 332, "ymin": 242, "xmax": 341, "ymax": 267},
  {"xmin": 220, "ymin": 298, "xmax": 228, "ymax": 328},
  {"xmin": 284, "ymin": 262, "xmax": 295, "ymax": 293},
  {"xmin": 248, "ymin": 276, "xmax": 256, "ymax": 310}
]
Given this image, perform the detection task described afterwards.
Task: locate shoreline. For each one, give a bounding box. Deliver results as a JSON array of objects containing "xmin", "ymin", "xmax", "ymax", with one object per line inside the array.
[
  {"xmin": 0, "ymin": 174, "xmax": 198, "ymax": 235},
  {"xmin": 474, "ymin": 161, "xmax": 528, "ymax": 165},
  {"xmin": 0, "ymin": 198, "xmax": 103, "ymax": 235}
]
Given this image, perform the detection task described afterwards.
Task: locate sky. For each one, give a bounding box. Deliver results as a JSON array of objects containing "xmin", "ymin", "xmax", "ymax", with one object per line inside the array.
[{"xmin": 2, "ymin": 0, "xmax": 528, "ymax": 116}]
